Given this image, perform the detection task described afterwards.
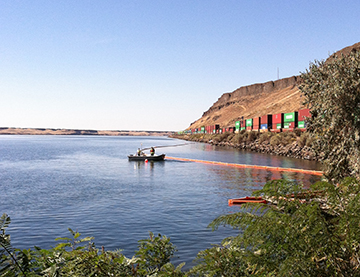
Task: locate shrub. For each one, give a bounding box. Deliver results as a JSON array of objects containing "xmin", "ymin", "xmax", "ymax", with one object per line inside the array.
[
  {"xmin": 299, "ymin": 50, "xmax": 360, "ymax": 182},
  {"xmin": 246, "ymin": 131, "xmax": 259, "ymax": 143},
  {"xmin": 190, "ymin": 245, "xmax": 249, "ymax": 276},
  {"xmin": 305, "ymin": 134, "xmax": 315, "ymax": 147},
  {"xmin": 225, "ymin": 133, "xmax": 235, "ymax": 142},
  {"xmin": 207, "ymin": 178, "xmax": 360, "ymax": 277},
  {"xmin": 258, "ymin": 132, "xmax": 274, "ymax": 143},
  {"xmin": 211, "ymin": 134, "xmax": 221, "ymax": 143},
  {"xmin": 298, "ymin": 131, "xmax": 315, "ymax": 148},
  {"xmin": 230, "ymin": 133, "xmax": 241, "ymax": 144},
  {"xmin": 276, "ymin": 132, "xmax": 296, "ymax": 145},
  {"xmin": 135, "ymin": 232, "xmax": 178, "ymax": 276},
  {"xmin": 298, "ymin": 132, "xmax": 309, "ymax": 147},
  {"xmin": 219, "ymin": 132, "xmax": 231, "ymax": 141},
  {"xmin": 0, "ymin": 218, "xmax": 182, "ymax": 277},
  {"xmin": 269, "ymin": 134, "xmax": 281, "ymax": 146},
  {"xmin": 231, "ymin": 132, "xmax": 247, "ymax": 144},
  {"xmin": 294, "ymin": 128, "xmax": 302, "ymax": 136}
]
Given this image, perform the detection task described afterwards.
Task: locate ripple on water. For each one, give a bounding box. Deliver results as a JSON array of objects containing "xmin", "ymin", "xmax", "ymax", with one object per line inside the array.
[{"xmin": 0, "ymin": 136, "xmax": 321, "ymax": 269}]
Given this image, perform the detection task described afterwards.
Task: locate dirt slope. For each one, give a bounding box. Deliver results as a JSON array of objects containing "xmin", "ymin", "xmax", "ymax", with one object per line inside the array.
[
  {"xmin": 189, "ymin": 42, "xmax": 360, "ymax": 129},
  {"xmin": 190, "ymin": 76, "xmax": 302, "ymax": 129}
]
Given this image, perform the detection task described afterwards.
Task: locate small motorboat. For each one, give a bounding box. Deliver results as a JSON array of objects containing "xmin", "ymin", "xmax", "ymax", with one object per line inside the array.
[
  {"xmin": 128, "ymin": 154, "xmax": 166, "ymax": 161},
  {"xmin": 228, "ymin": 196, "xmax": 267, "ymax": 205}
]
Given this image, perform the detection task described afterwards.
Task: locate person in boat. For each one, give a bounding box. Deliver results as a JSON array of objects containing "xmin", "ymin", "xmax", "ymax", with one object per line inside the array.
[
  {"xmin": 137, "ymin": 148, "xmax": 141, "ymax": 156},
  {"xmin": 150, "ymin": 147, "xmax": 155, "ymax": 156}
]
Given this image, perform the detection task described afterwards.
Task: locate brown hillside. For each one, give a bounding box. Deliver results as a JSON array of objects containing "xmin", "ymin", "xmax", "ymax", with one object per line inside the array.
[
  {"xmin": 189, "ymin": 42, "xmax": 360, "ymax": 129},
  {"xmin": 0, "ymin": 127, "xmax": 171, "ymax": 136},
  {"xmin": 326, "ymin": 41, "xmax": 360, "ymax": 63},
  {"xmin": 190, "ymin": 76, "xmax": 302, "ymax": 129}
]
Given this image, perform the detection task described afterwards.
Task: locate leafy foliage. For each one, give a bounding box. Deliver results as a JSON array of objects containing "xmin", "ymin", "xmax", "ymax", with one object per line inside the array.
[
  {"xmin": 0, "ymin": 214, "xmax": 15, "ymax": 275},
  {"xmin": 0, "ymin": 220, "xmax": 183, "ymax": 276},
  {"xmin": 298, "ymin": 131, "xmax": 314, "ymax": 147},
  {"xmin": 299, "ymin": 50, "xmax": 360, "ymax": 182},
  {"xmin": 258, "ymin": 131, "xmax": 274, "ymax": 144},
  {"xmin": 204, "ymin": 179, "xmax": 360, "ymax": 276},
  {"xmin": 189, "ymin": 245, "xmax": 249, "ymax": 276},
  {"xmin": 135, "ymin": 231, "xmax": 178, "ymax": 276},
  {"xmin": 269, "ymin": 133, "xmax": 281, "ymax": 146},
  {"xmin": 0, "ymin": 214, "xmax": 33, "ymax": 276}
]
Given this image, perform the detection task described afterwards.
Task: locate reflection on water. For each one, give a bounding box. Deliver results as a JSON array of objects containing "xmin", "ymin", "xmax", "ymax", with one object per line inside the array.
[
  {"xmin": 170, "ymin": 143, "xmax": 321, "ymax": 172},
  {"xmin": 206, "ymin": 165, "xmax": 321, "ymax": 198}
]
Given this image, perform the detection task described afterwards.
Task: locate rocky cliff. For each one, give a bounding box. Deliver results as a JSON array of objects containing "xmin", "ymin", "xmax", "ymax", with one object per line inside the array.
[
  {"xmin": 189, "ymin": 42, "xmax": 360, "ymax": 129},
  {"xmin": 189, "ymin": 76, "xmax": 302, "ymax": 129}
]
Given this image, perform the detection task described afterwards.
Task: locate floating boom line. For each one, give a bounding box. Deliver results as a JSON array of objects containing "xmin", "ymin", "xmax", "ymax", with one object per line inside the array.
[{"xmin": 165, "ymin": 156, "xmax": 323, "ymax": 176}]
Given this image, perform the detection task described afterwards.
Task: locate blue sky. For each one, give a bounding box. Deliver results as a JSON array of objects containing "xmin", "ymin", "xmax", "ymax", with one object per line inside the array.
[{"xmin": 1, "ymin": 1, "xmax": 359, "ymax": 131}]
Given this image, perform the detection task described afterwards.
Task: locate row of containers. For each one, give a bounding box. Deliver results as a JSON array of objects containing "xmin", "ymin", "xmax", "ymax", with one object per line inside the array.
[{"xmin": 185, "ymin": 108, "xmax": 311, "ymax": 134}]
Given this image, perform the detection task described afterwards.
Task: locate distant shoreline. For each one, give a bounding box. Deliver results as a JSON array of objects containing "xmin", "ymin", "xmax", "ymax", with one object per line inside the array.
[{"xmin": 0, "ymin": 127, "xmax": 173, "ymax": 136}]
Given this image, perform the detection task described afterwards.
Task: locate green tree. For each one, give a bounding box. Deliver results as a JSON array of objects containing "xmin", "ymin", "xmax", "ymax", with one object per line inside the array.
[{"xmin": 299, "ymin": 50, "xmax": 360, "ymax": 182}]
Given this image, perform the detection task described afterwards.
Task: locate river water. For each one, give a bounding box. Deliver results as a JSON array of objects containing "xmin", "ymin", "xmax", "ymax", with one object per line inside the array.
[{"xmin": 0, "ymin": 135, "xmax": 321, "ymax": 268}]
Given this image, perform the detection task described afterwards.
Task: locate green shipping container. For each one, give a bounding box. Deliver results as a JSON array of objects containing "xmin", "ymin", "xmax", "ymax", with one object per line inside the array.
[
  {"xmin": 235, "ymin": 121, "xmax": 240, "ymax": 130},
  {"xmin": 246, "ymin": 119, "xmax": 253, "ymax": 127},
  {"xmin": 298, "ymin": 121, "xmax": 305, "ymax": 128},
  {"xmin": 284, "ymin": 112, "xmax": 297, "ymax": 123}
]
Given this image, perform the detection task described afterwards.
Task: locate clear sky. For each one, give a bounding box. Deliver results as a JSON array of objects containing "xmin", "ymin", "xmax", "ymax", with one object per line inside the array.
[{"xmin": 0, "ymin": 1, "xmax": 359, "ymax": 131}]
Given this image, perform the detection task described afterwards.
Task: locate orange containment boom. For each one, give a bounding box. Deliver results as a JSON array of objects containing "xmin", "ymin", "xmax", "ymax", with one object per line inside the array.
[
  {"xmin": 228, "ymin": 196, "xmax": 267, "ymax": 205},
  {"xmin": 165, "ymin": 156, "xmax": 323, "ymax": 176}
]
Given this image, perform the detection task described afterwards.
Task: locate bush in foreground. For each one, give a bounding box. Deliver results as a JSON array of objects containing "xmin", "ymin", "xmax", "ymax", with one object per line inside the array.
[
  {"xmin": 300, "ymin": 50, "xmax": 360, "ymax": 182},
  {"xmin": 204, "ymin": 178, "xmax": 360, "ymax": 276},
  {"xmin": 0, "ymin": 221, "xmax": 183, "ymax": 276}
]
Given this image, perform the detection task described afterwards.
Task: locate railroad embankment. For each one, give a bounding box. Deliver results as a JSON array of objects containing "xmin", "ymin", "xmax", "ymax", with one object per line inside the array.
[{"xmin": 171, "ymin": 131, "xmax": 318, "ymax": 161}]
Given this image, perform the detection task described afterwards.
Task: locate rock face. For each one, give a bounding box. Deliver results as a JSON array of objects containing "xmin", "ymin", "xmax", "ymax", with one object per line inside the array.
[
  {"xmin": 215, "ymin": 76, "xmax": 298, "ymax": 105},
  {"xmin": 203, "ymin": 76, "xmax": 299, "ymax": 118},
  {"xmin": 190, "ymin": 75, "xmax": 303, "ymax": 129},
  {"xmin": 189, "ymin": 42, "xmax": 360, "ymax": 130}
]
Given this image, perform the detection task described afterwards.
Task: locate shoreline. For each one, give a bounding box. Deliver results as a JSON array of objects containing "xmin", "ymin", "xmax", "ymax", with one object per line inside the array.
[
  {"xmin": 0, "ymin": 127, "xmax": 172, "ymax": 136},
  {"xmin": 171, "ymin": 133, "xmax": 319, "ymax": 161}
]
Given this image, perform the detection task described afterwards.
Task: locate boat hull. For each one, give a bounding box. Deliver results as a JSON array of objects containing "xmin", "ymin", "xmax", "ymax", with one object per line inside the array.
[
  {"xmin": 228, "ymin": 196, "xmax": 267, "ymax": 205},
  {"xmin": 128, "ymin": 154, "xmax": 166, "ymax": 161}
]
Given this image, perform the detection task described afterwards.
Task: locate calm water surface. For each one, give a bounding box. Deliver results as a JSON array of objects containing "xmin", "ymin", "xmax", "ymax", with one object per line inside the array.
[{"xmin": 0, "ymin": 135, "xmax": 321, "ymax": 268}]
